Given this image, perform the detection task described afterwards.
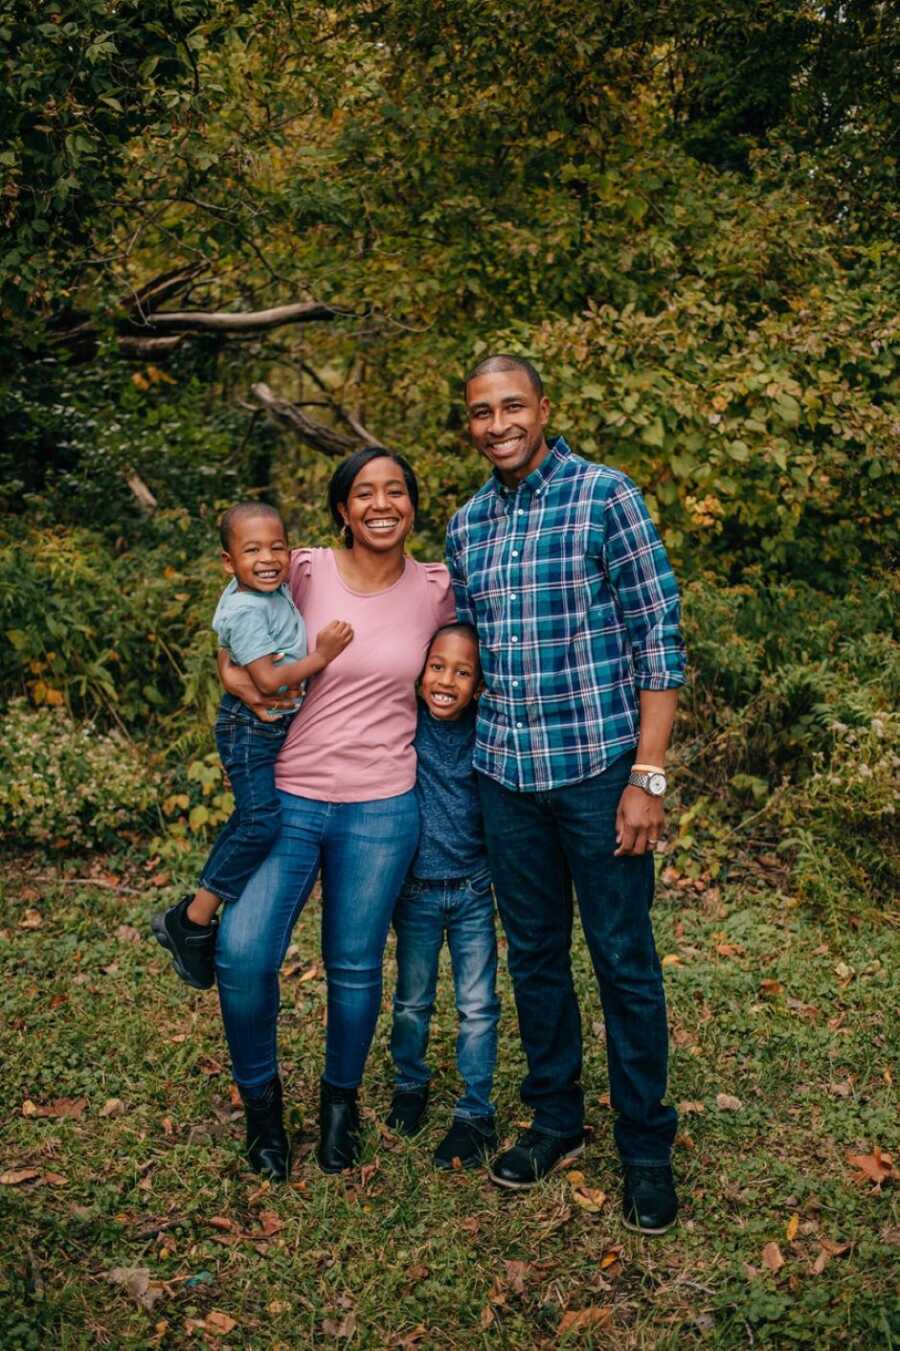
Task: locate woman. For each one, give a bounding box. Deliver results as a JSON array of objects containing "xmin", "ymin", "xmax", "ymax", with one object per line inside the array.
[{"xmin": 215, "ymin": 447, "xmax": 454, "ymax": 1179}]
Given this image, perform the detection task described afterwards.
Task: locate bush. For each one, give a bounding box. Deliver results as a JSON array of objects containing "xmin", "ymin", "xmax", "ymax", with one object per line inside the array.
[{"xmin": 0, "ymin": 700, "xmax": 162, "ymax": 849}]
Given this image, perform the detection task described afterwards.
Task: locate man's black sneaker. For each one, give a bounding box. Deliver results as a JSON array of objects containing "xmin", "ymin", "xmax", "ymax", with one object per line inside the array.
[
  {"xmin": 433, "ymin": 1116, "xmax": 498, "ymax": 1171},
  {"xmin": 386, "ymin": 1087, "xmax": 429, "ymax": 1136},
  {"xmin": 151, "ymin": 895, "xmax": 216, "ymax": 990},
  {"xmin": 489, "ymin": 1127, "xmax": 584, "ymax": 1189},
  {"xmin": 622, "ymin": 1164, "xmax": 678, "ymax": 1234}
]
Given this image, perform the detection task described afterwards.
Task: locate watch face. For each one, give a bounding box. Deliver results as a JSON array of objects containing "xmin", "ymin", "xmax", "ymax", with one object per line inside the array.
[{"xmin": 648, "ymin": 773, "xmax": 666, "ymax": 796}]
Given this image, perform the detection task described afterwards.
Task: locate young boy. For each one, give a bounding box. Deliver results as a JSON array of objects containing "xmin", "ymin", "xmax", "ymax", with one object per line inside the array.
[
  {"xmin": 152, "ymin": 501, "xmax": 352, "ymax": 989},
  {"xmin": 387, "ymin": 622, "xmax": 500, "ymax": 1169}
]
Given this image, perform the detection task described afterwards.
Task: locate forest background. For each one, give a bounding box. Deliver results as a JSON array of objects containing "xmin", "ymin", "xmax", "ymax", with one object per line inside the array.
[{"xmin": 1, "ymin": 2, "xmax": 898, "ymax": 1347}]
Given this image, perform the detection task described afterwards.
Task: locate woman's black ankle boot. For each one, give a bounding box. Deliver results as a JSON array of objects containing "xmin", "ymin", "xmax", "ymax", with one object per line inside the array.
[
  {"xmin": 240, "ymin": 1076, "xmax": 291, "ymax": 1182},
  {"xmin": 317, "ymin": 1078, "xmax": 361, "ymax": 1173}
]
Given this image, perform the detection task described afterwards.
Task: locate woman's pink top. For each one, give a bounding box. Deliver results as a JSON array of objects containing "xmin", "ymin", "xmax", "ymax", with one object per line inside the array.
[{"xmin": 275, "ymin": 548, "xmax": 455, "ymax": 802}]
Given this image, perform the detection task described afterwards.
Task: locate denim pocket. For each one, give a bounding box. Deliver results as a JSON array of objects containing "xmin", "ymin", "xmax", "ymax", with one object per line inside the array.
[{"xmin": 467, "ymin": 868, "xmax": 494, "ymax": 897}]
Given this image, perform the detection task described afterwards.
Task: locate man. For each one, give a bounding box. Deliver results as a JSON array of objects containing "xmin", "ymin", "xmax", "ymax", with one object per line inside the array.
[{"xmin": 445, "ymin": 354, "xmax": 685, "ymax": 1234}]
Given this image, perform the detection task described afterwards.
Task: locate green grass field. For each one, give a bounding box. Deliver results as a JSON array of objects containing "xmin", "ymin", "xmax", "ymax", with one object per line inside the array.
[{"xmin": 1, "ymin": 849, "xmax": 897, "ymax": 1349}]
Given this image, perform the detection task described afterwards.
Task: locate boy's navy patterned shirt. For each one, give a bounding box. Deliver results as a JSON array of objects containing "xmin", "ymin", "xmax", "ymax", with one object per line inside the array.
[
  {"xmin": 411, "ymin": 699, "xmax": 487, "ymax": 880},
  {"xmin": 445, "ymin": 436, "xmax": 686, "ymax": 792}
]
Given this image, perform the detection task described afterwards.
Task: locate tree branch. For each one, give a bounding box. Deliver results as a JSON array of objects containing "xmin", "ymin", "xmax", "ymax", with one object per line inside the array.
[
  {"xmin": 132, "ymin": 300, "xmax": 342, "ymax": 334},
  {"xmin": 250, "ymin": 382, "xmax": 373, "ymax": 458}
]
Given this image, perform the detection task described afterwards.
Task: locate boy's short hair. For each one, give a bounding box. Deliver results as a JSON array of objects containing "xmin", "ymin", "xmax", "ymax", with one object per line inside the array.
[
  {"xmin": 426, "ymin": 622, "xmax": 480, "ymax": 668},
  {"xmin": 219, "ymin": 502, "xmax": 284, "ymax": 552}
]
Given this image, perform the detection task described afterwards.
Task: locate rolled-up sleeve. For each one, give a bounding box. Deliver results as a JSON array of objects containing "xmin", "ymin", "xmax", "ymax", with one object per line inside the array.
[{"xmin": 602, "ymin": 477, "xmax": 686, "ymax": 690}]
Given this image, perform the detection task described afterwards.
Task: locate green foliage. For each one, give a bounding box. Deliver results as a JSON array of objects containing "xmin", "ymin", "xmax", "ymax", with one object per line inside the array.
[{"xmin": 0, "ymin": 699, "xmax": 161, "ymax": 847}]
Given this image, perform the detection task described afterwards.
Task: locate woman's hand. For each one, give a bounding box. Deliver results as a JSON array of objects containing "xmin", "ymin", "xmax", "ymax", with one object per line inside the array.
[{"xmin": 217, "ymin": 649, "xmax": 301, "ymax": 722}]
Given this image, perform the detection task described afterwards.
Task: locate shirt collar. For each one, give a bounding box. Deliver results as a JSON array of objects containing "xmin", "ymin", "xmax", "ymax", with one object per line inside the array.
[{"xmin": 492, "ymin": 435, "xmax": 572, "ymax": 499}]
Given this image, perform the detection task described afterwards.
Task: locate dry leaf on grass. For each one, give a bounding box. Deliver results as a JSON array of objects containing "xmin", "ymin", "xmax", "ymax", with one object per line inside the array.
[
  {"xmin": 19, "ymin": 910, "xmax": 43, "ymax": 929},
  {"xmin": 679, "ymin": 1100, "xmax": 705, "ymax": 1115},
  {"xmin": 786, "ymin": 1214, "xmax": 799, "ymax": 1242},
  {"xmin": 116, "ymin": 924, "xmax": 142, "ymax": 943},
  {"xmin": 23, "ymin": 1097, "xmax": 87, "ymax": 1119},
  {"xmin": 846, "ymin": 1148, "xmax": 893, "ymax": 1187},
  {"xmin": 558, "ymin": 1306, "xmax": 613, "ymax": 1337},
  {"xmin": 761, "ymin": 1242, "xmax": 785, "ymax": 1273},
  {"xmin": 99, "ymin": 1098, "xmax": 125, "ymax": 1118},
  {"xmin": 0, "ymin": 1168, "xmax": 41, "ymax": 1186},
  {"xmin": 716, "ymin": 1093, "xmax": 742, "ymax": 1111},
  {"xmin": 571, "ymin": 1186, "xmax": 607, "ymax": 1214},
  {"xmin": 105, "ymin": 1266, "xmax": 166, "ymax": 1311},
  {"xmin": 759, "ymin": 979, "xmax": 784, "ymax": 996},
  {"xmin": 479, "ymin": 1305, "xmax": 495, "ymax": 1330},
  {"xmin": 660, "ymin": 953, "xmax": 681, "ymax": 968},
  {"xmin": 204, "ymin": 1311, "xmax": 238, "ymax": 1335}
]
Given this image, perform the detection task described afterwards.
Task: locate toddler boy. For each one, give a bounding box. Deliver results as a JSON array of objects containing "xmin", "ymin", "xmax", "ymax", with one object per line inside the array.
[{"xmin": 152, "ymin": 502, "xmax": 352, "ymax": 989}]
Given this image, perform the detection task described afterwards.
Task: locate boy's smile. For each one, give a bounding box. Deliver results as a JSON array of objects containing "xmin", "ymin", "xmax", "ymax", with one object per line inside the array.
[
  {"xmin": 222, "ymin": 513, "xmax": 290, "ymax": 592},
  {"xmin": 421, "ymin": 630, "xmax": 480, "ymax": 721}
]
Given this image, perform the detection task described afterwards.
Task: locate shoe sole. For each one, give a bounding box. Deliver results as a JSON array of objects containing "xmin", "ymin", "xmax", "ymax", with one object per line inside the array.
[
  {"xmin": 150, "ymin": 914, "xmax": 214, "ymax": 990},
  {"xmin": 622, "ymin": 1213, "xmax": 678, "ymax": 1235},
  {"xmin": 488, "ymin": 1141, "xmax": 585, "ymax": 1190}
]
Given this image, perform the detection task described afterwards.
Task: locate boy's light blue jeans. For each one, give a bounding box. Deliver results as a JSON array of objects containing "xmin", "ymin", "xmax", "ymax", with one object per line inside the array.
[
  {"xmin": 215, "ymin": 787, "xmax": 419, "ymax": 1093},
  {"xmin": 390, "ymin": 867, "xmax": 500, "ymax": 1120}
]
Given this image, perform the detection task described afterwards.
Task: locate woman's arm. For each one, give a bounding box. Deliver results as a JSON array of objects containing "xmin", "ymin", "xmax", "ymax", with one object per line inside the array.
[{"xmin": 217, "ymin": 649, "xmax": 300, "ymax": 722}]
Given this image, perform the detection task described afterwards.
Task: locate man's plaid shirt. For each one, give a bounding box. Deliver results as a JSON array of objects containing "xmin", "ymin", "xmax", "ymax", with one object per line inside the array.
[{"xmin": 445, "ymin": 436, "xmax": 686, "ymax": 792}]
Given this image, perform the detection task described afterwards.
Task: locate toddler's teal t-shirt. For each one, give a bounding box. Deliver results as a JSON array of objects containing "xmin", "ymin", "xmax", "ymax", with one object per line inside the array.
[{"xmin": 212, "ymin": 580, "xmax": 307, "ymax": 714}]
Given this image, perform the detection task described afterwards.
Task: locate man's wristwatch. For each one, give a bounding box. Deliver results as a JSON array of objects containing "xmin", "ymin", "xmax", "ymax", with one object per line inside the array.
[{"xmin": 628, "ymin": 764, "xmax": 667, "ymax": 797}]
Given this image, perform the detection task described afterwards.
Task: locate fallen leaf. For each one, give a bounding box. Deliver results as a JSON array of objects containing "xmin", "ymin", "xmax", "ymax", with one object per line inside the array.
[
  {"xmin": 204, "ymin": 1311, "xmax": 237, "ymax": 1335},
  {"xmin": 571, "ymin": 1186, "xmax": 606, "ymax": 1214},
  {"xmin": 268, "ymin": 1300, "xmax": 290, "ymax": 1314},
  {"xmin": 679, "ymin": 1100, "xmax": 705, "ymax": 1115},
  {"xmin": 558, "ymin": 1306, "xmax": 613, "ymax": 1337},
  {"xmin": 42, "ymin": 1172, "xmax": 67, "ymax": 1186},
  {"xmin": 0, "ymin": 1168, "xmax": 41, "ymax": 1185},
  {"xmin": 599, "ymin": 1246, "xmax": 623, "ymax": 1269},
  {"xmin": 811, "ymin": 1248, "xmax": 829, "ymax": 1275},
  {"xmin": 761, "ymin": 1242, "xmax": 784, "ymax": 1273},
  {"xmin": 359, "ymin": 1159, "xmax": 380, "ymax": 1188},
  {"xmin": 257, "ymin": 1211, "xmax": 283, "ymax": 1237},
  {"xmin": 716, "ymin": 1093, "xmax": 742, "ymax": 1111},
  {"xmin": 661, "ymin": 953, "xmax": 681, "ymax": 968},
  {"xmin": 100, "ymin": 1098, "xmax": 126, "ymax": 1118},
  {"xmin": 208, "ymin": 1216, "xmax": 238, "ymax": 1232},
  {"xmin": 759, "ymin": 979, "xmax": 784, "ymax": 996},
  {"xmin": 479, "ymin": 1305, "xmax": 495, "ymax": 1330},
  {"xmin": 827, "ymin": 1080, "xmax": 852, "ymax": 1098},
  {"xmin": 105, "ymin": 1266, "xmax": 166, "ymax": 1311},
  {"xmin": 819, "ymin": 1239, "xmax": 851, "ymax": 1256},
  {"xmin": 847, "ymin": 1148, "xmax": 893, "ymax": 1186},
  {"xmin": 566, "ymin": 1170, "xmax": 585, "ymax": 1186},
  {"xmin": 716, "ymin": 942, "xmax": 743, "ymax": 958},
  {"xmin": 20, "ymin": 909, "xmax": 43, "ymax": 929},
  {"xmin": 504, "ymin": 1260, "xmax": 528, "ymax": 1294},
  {"xmin": 22, "ymin": 1097, "xmax": 87, "ymax": 1119},
  {"xmin": 116, "ymin": 924, "xmax": 142, "ymax": 943},
  {"xmin": 786, "ymin": 1214, "xmax": 799, "ymax": 1242},
  {"xmin": 405, "ymin": 1264, "xmax": 429, "ymax": 1283},
  {"xmin": 300, "ymin": 964, "xmax": 319, "ymax": 982}
]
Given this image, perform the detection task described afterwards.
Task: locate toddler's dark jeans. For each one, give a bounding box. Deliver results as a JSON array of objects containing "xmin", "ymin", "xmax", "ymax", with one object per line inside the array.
[
  {"xmin": 477, "ymin": 750, "xmax": 677, "ymax": 1166},
  {"xmin": 199, "ymin": 694, "xmax": 293, "ymax": 904}
]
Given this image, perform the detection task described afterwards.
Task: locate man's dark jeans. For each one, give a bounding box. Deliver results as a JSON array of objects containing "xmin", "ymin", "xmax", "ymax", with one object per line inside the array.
[
  {"xmin": 199, "ymin": 693, "xmax": 292, "ymax": 905},
  {"xmin": 477, "ymin": 751, "xmax": 677, "ymax": 1166}
]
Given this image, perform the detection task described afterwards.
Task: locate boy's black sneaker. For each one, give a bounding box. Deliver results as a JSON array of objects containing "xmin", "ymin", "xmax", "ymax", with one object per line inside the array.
[
  {"xmin": 433, "ymin": 1116, "xmax": 498, "ymax": 1171},
  {"xmin": 386, "ymin": 1087, "xmax": 429, "ymax": 1136},
  {"xmin": 489, "ymin": 1126, "xmax": 584, "ymax": 1189},
  {"xmin": 151, "ymin": 895, "xmax": 216, "ymax": 990},
  {"xmin": 622, "ymin": 1164, "xmax": 678, "ymax": 1234}
]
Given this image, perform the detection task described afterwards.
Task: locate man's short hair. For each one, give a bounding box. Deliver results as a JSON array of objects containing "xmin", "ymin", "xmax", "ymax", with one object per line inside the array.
[
  {"xmin": 464, "ymin": 353, "xmax": 544, "ymax": 399},
  {"xmin": 219, "ymin": 501, "xmax": 284, "ymax": 552}
]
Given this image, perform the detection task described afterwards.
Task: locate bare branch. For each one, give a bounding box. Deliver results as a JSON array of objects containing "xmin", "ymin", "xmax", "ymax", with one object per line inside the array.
[
  {"xmin": 125, "ymin": 470, "xmax": 158, "ymax": 513},
  {"xmin": 135, "ymin": 300, "xmax": 342, "ymax": 334},
  {"xmin": 250, "ymin": 382, "xmax": 372, "ymax": 458}
]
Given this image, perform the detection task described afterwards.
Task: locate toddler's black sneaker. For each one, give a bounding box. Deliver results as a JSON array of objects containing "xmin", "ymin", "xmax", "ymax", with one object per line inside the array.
[
  {"xmin": 151, "ymin": 895, "xmax": 216, "ymax": 990},
  {"xmin": 433, "ymin": 1116, "xmax": 498, "ymax": 1170}
]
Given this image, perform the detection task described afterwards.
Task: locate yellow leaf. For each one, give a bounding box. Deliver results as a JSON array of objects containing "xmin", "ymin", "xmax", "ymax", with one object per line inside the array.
[
  {"xmin": 43, "ymin": 687, "xmax": 65, "ymax": 706},
  {"xmin": 786, "ymin": 1214, "xmax": 799, "ymax": 1242},
  {"xmin": 572, "ymin": 1187, "xmax": 606, "ymax": 1214},
  {"xmin": 661, "ymin": 953, "xmax": 681, "ymax": 968},
  {"xmin": 566, "ymin": 1170, "xmax": 585, "ymax": 1186}
]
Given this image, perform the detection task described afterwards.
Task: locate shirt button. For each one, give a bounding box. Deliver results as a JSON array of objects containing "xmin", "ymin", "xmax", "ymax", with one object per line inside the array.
[
  {"xmin": 510, "ymin": 592, "xmax": 516, "ymax": 600},
  {"xmin": 516, "ymin": 722, "xmax": 523, "ymax": 729},
  {"xmin": 518, "ymin": 509, "xmax": 525, "ymax": 515},
  {"xmin": 511, "ymin": 550, "xmax": 519, "ymax": 557},
  {"xmin": 512, "ymin": 680, "xmax": 519, "ymax": 687},
  {"xmin": 511, "ymin": 635, "xmax": 518, "ymax": 643}
]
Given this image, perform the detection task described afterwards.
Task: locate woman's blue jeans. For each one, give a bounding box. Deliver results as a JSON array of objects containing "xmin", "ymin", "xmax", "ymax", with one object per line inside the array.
[
  {"xmin": 215, "ymin": 788, "xmax": 419, "ymax": 1093},
  {"xmin": 391, "ymin": 867, "xmax": 500, "ymax": 1120}
]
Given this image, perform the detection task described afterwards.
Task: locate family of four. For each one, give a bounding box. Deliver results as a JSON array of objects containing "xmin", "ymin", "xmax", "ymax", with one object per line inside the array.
[{"xmin": 151, "ymin": 354, "xmax": 686, "ymax": 1236}]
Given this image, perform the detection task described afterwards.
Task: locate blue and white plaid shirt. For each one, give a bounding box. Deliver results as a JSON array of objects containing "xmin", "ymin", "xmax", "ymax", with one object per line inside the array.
[{"xmin": 445, "ymin": 436, "xmax": 686, "ymax": 792}]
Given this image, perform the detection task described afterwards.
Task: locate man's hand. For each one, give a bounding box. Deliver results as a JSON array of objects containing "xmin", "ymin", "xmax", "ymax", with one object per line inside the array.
[{"xmin": 614, "ymin": 785, "xmax": 665, "ymax": 857}]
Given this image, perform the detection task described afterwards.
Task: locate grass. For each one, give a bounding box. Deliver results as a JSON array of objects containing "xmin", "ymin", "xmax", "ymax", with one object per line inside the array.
[{"xmin": 1, "ymin": 844, "xmax": 898, "ymax": 1349}]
